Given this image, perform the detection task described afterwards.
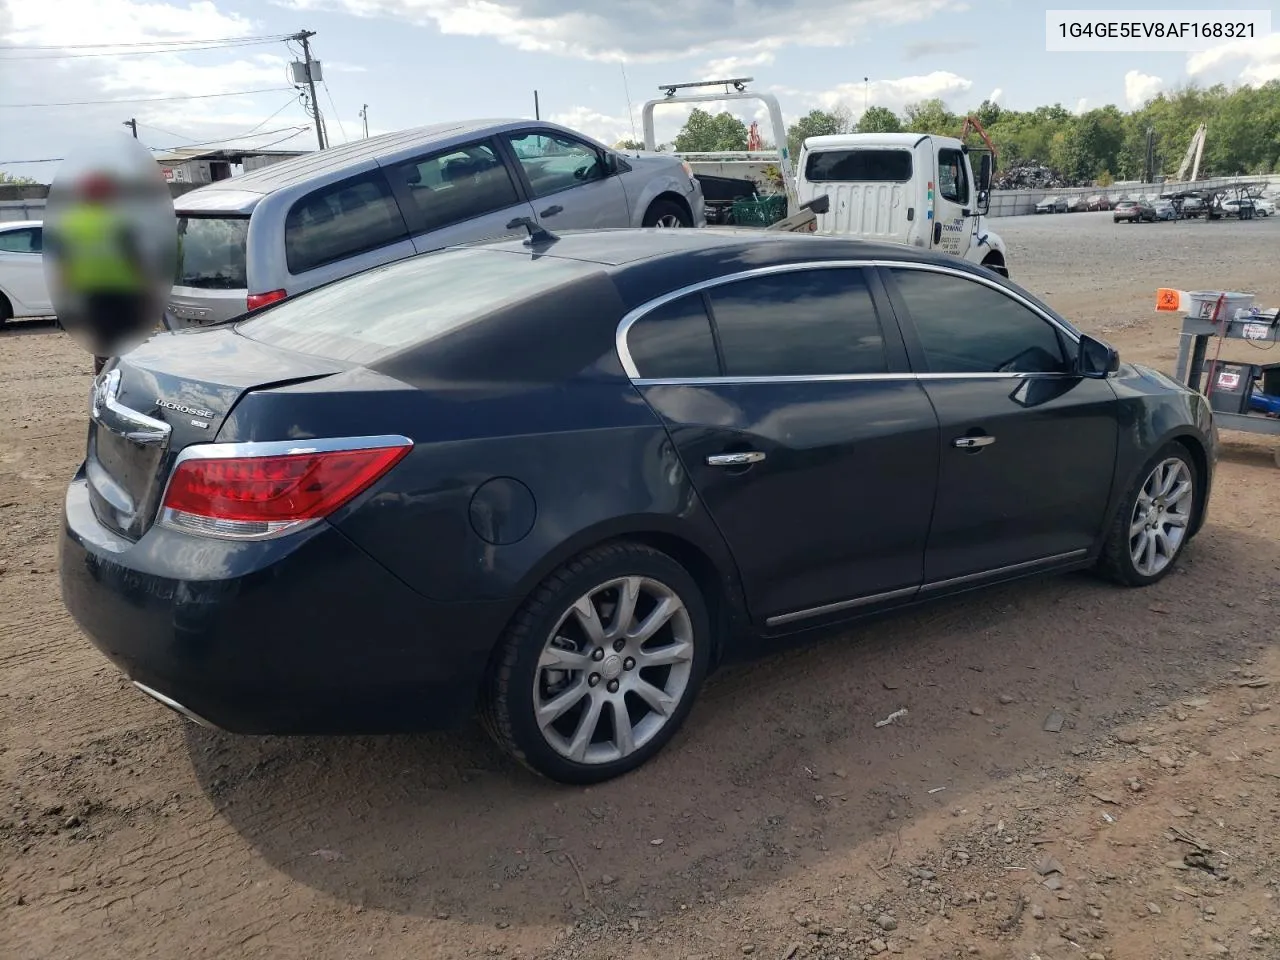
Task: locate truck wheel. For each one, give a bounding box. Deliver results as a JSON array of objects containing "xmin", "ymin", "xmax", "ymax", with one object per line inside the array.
[{"xmin": 643, "ymin": 199, "xmax": 692, "ymax": 228}]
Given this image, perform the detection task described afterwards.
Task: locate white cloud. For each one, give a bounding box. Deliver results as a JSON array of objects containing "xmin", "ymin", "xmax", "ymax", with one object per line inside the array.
[
  {"xmin": 807, "ymin": 71, "xmax": 973, "ymax": 121},
  {"xmin": 274, "ymin": 0, "xmax": 960, "ymax": 63},
  {"xmin": 550, "ymin": 106, "xmax": 638, "ymax": 146},
  {"xmin": 1124, "ymin": 69, "xmax": 1163, "ymax": 108},
  {"xmin": 3, "ymin": 0, "xmax": 252, "ymax": 46},
  {"xmin": 1186, "ymin": 33, "xmax": 1280, "ymax": 86},
  {"xmin": 703, "ymin": 49, "xmax": 777, "ymax": 80},
  {"xmin": 987, "ymin": 87, "xmax": 1003, "ymax": 104}
]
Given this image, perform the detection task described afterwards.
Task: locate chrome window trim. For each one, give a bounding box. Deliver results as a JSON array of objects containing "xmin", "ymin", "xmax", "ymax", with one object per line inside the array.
[
  {"xmin": 615, "ymin": 259, "xmax": 1080, "ymax": 383},
  {"xmin": 157, "ymin": 434, "xmax": 413, "ymax": 542}
]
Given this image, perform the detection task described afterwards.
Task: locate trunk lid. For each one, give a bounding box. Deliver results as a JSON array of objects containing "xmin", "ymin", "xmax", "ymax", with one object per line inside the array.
[{"xmin": 87, "ymin": 328, "xmax": 346, "ymax": 540}]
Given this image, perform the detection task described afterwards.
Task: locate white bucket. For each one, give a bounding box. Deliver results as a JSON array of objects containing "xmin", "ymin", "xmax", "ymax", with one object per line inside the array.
[{"xmin": 1187, "ymin": 290, "xmax": 1255, "ymax": 321}]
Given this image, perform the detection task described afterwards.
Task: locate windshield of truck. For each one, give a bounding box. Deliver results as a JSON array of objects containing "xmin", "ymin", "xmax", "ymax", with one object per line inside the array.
[
  {"xmin": 804, "ymin": 149, "xmax": 912, "ymax": 183},
  {"xmin": 174, "ymin": 215, "xmax": 249, "ymax": 290}
]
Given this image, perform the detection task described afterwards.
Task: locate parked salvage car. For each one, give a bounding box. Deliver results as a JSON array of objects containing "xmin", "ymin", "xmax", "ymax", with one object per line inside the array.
[
  {"xmin": 0, "ymin": 220, "xmax": 55, "ymax": 326},
  {"xmin": 1152, "ymin": 200, "xmax": 1178, "ymax": 221},
  {"xmin": 1064, "ymin": 195, "xmax": 1087, "ymax": 213},
  {"xmin": 1034, "ymin": 195, "xmax": 1068, "ymax": 214},
  {"xmin": 1113, "ymin": 199, "xmax": 1155, "ymax": 223},
  {"xmin": 166, "ymin": 119, "xmax": 705, "ymax": 327},
  {"xmin": 1084, "ymin": 194, "xmax": 1110, "ymax": 211},
  {"xmin": 60, "ymin": 228, "xmax": 1217, "ymax": 784}
]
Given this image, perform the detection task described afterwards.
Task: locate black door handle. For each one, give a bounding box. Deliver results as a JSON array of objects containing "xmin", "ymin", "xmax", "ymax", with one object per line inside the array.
[
  {"xmin": 933, "ymin": 221, "xmax": 943, "ymax": 245},
  {"xmin": 541, "ymin": 205, "xmax": 564, "ymax": 217}
]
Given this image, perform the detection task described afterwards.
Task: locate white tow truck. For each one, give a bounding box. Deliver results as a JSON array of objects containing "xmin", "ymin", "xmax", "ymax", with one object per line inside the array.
[{"xmin": 641, "ymin": 78, "xmax": 1010, "ymax": 276}]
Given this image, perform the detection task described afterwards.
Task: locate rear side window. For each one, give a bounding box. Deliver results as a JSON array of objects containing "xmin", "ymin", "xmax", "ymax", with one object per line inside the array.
[
  {"xmin": 804, "ymin": 149, "xmax": 912, "ymax": 183},
  {"xmin": 285, "ymin": 171, "xmax": 408, "ymax": 275},
  {"xmin": 175, "ymin": 216, "xmax": 249, "ymax": 289},
  {"xmin": 0, "ymin": 227, "xmax": 40, "ymax": 253},
  {"xmin": 239, "ymin": 248, "xmax": 598, "ymax": 366},
  {"xmin": 707, "ymin": 268, "xmax": 888, "ymax": 377},
  {"xmin": 388, "ymin": 142, "xmax": 521, "ymax": 233},
  {"xmin": 626, "ymin": 294, "xmax": 720, "ymax": 379}
]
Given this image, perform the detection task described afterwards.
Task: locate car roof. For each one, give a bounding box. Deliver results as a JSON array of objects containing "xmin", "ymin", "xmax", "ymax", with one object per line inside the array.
[
  {"xmin": 0, "ymin": 220, "xmax": 41, "ymax": 230},
  {"xmin": 175, "ymin": 118, "xmax": 599, "ymax": 204},
  {"xmin": 454, "ymin": 227, "xmax": 990, "ymax": 272}
]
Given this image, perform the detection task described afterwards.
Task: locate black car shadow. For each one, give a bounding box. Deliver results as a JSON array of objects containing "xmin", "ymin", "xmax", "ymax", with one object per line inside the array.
[
  {"xmin": 183, "ymin": 521, "xmax": 1275, "ymax": 930},
  {"xmin": 0, "ymin": 316, "xmax": 61, "ymax": 338}
]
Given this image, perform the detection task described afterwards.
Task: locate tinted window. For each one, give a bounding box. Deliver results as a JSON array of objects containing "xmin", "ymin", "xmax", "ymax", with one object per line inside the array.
[
  {"xmin": 175, "ymin": 216, "xmax": 249, "ymax": 289},
  {"xmin": 285, "ymin": 171, "xmax": 408, "ymax": 275},
  {"xmin": 889, "ymin": 268, "xmax": 1068, "ymax": 374},
  {"xmin": 0, "ymin": 227, "xmax": 39, "ymax": 254},
  {"xmin": 239, "ymin": 248, "xmax": 597, "ymax": 365},
  {"xmin": 938, "ymin": 148, "xmax": 969, "ymax": 205},
  {"xmin": 505, "ymin": 132, "xmax": 607, "ymax": 197},
  {"xmin": 804, "ymin": 149, "xmax": 912, "ymax": 183},
  {"xmin": 627, "ymin": 294, "xmax": 719, "ymax": 379},
  {"xmin": 388, "ymin": 142, "xmax": 520, "ymax": 233},
  {"xmin": 708, "ymin": 269, "xmax": 887, "ymax": 377}
]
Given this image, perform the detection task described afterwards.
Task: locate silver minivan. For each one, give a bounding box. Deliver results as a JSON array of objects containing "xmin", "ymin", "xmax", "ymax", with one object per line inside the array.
[{"xmin": 168, "ymin": 119, "xmax": 706, "ymax": 326}]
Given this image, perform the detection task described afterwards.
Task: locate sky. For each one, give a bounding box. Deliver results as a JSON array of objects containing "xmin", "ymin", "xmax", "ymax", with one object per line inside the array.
[{"xmin": 1, "ymin": 0, "xmax": 1278, "ymax": 181}]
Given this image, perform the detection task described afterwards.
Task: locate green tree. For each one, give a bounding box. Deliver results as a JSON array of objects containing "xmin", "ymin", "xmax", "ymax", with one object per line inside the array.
[
  {"xmin": 0, "ymin": 171, "xmax": 38, "ymax": 185},
  {"xmin": 903, "ymin": 98, "xmax": 958, "ymax": 134},
  {"xmin": 786, "ymin": 108, "xmax": 852, "ymax": 160},
  {"xmin": 857, "ymin": 106, "xmax": 903, "ymax": 133},
  {"xmin": 674, "ymin": 109, "xmax": 749, "ymax": 152},
  {"xmin": 613, "ymin": 139, "xmax": 645, "ymax": 151}
]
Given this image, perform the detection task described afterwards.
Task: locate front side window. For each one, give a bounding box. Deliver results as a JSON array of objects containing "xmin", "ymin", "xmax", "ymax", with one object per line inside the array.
[
  {"xmin": 804, "ymin": 149, "xmax": 912, "ymax": 183},
  {"xmin": 889, "ymin": 268, "xmax": 1068, "ymax": 375},
  {"xmin": 707, "ymin": 268, "xmax": 887, "ymax": 377},
  {"xmin": 937, "ymin": 149, "xmax": 969, "ymax": 205},
  {"xmin": 388, "ymin": 142, "xmax": 520, "ymax": 233},
  {"xmin": 505, "ymin": 132, "xmax": 607, "ymax": 197},
  {"xmin": 285, "ymin": 171, "xmax": 408, "ymax": 275},
  {"xmin": 0, "ymin": 227, "xmax": 39, "ymax": 254}
]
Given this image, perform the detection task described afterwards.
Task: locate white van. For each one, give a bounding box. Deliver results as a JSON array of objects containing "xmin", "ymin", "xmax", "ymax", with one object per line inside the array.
[{"xmin": 796, "ymin": 133, "xmax": 1009, "ymax": 277}]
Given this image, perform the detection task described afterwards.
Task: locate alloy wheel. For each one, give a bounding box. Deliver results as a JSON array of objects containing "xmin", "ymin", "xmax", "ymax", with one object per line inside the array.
[
  {"xmin": 533, "ymin": 576, "xmax": 694, "ymax": 765},
  {"xmin": 654, "ymin": 214, "xmax": 684, "ymax": 228},
  {"xmin": 1129, "ymin": 457, "xmax": 1194, "ymax": 577}
]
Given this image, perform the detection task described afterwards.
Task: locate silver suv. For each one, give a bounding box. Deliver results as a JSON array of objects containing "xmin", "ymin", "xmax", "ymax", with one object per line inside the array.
[{"xmin": 168, "ymin": 119, "xmax": 705, "ymax": 326}]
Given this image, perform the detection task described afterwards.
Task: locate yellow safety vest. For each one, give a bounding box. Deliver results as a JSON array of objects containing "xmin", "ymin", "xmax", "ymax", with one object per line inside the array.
[{"xmin": 58, "ymin": 205, "xmax": 145, "ymax": 294}]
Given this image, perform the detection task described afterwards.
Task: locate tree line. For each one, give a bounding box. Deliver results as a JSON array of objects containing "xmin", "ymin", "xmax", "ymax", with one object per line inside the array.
[{"xmin": 636, "ymin": 81, "xmax": 1280, "ymax": 185}]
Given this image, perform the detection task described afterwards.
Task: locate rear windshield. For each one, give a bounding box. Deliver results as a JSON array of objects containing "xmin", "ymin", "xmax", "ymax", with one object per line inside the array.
[
  {"xmin": 804, "ymin": 149, "xmax": 912, "ymax": 183},
  {"xmin": 237, "ymin": 247, "xmax": 599, "ymax": 365},
  {"xmin": 174, "ymin": 215, "xmax": 249, "ymax": 289}
]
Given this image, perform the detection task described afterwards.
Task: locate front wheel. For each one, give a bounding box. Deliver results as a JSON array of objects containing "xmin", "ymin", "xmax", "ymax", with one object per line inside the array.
[
  {"xmin": 1097, "ymin": 443, "xmax": 1199, "ymax": 587},
  {"xmin": 481, "ymin": 542, "xmax": 711, "ymax": 783},
  {"xmin": 643, "ymin": 199, "xmax": 692, "ymax": 228}
]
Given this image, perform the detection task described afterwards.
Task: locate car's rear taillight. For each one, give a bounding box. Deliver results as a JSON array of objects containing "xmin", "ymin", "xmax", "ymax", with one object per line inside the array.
[
  {"xmin": 159, "ymin": 437, "xmax": 412, "ymax": 540},
  {"xmin": 247, "ymin": 289, "xmax": 287, "ymax": 311}
]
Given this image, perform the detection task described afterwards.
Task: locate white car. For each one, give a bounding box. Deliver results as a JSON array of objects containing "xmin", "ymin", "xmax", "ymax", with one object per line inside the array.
[{"xmin": 0, "ymin": 220, "xmax": 54, "ymax": 325}]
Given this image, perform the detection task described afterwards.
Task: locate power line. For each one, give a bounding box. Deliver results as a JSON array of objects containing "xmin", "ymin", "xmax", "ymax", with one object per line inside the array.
[
  {"xmin": 322, "ymin": 80, "xmax": 347, "ymax": 144},
  {"xmin": 0, "ymin": 87, "xmax": 293, "ymax": 108},
  {"xmin": 1, "ymin": 126, "xmax": 311, "ymax": 166},
  {"xmin": 0, "ymin": 38, "xmax": 288, "ymax": 61},
  {"xmin": 135, "ymin": 96, "xmax": 305, "ymax": 146},
  {"xmin": 0, "ymin": 34, "xmax": 292, "ymax": 51}
]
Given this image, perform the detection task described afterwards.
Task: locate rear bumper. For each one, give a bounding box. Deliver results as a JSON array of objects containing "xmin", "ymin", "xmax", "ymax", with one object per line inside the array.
[{"xmin": 59, "ymin": 473, "xmax": 516, "ymax": 734}]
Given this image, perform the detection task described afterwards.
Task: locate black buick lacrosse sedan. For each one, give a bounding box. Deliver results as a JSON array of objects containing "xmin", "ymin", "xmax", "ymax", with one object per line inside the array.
[{"xmin": 60, "ymin": 227, "xmax": 1216, "ymax": 783}]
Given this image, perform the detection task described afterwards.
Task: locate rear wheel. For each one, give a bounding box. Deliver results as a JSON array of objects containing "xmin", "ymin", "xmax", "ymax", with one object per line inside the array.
[
  {"xmin": 643, "ymin": 199, "xmax": 692, "ymax": 228},
  {"xmin": 1097, "ymin": 443, "xmax": 1199, "ymax": 587},
  {"xmin": 482, "ymin": 542, "xmax": 711, "ymax": 783},
  {"xmin": 0, "ymin": 294, "xmax": 11, "ymax": 328}
]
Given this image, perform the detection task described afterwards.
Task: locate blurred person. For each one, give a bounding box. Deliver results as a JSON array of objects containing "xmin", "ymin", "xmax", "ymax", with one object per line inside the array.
[{"xmin": 44, "ymin": 172, "xmax": 149, "ymax": 375}]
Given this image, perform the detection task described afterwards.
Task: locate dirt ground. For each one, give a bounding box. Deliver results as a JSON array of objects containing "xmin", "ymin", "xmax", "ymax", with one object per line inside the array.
[{"xmin": 2, "ymin": 212, "xmax": 1279, "ymax": 960}]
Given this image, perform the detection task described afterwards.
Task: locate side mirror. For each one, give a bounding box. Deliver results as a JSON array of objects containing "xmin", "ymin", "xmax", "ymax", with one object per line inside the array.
[
  {"xmin": 977, "ymin": 154, "xmax": 993, "ymax": 192},
  {"xmin": 1077, "ymin": 334, "xmax": 1120, "ymax": 378},
  {"xmin": 801, "ymin": 194, "xmax": 830, "ymax": 215}
]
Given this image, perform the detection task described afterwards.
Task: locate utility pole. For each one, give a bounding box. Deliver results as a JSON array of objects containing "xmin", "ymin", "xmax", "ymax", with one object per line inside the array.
[
  {"xmin": 359, "ymin": 104, "xmax": 369, "ymax": 138},
  {"xmin": 295, "ymin": 30, "xmax": 326, "ymax": 150},
  {"xmin": 123, "ymin": 118, "xmax": 137, "ymax": 138},
  {"xmin": 534, "ymin": 90, "xmax": 540, "ymax": 120},
  {"xmin": 864, "ymin": 77, "xmax": 870, "ymax": 114}
]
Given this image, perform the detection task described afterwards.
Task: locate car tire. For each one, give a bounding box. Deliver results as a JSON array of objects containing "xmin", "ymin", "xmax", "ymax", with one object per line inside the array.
[
  {"xmin": 1097, "ymin": 442, "xmax": 1200, "ymax": 588},
  {"xmin": 643, "ymin": 199, "xmax": 692, "ymax": 228},
  {"xmin": 0, "ymin": 294, "xmax": 11, "ymax": 328},
  {"xmin": 481, "ymin": 541, "xmax": 712, "ymax": 784}
]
